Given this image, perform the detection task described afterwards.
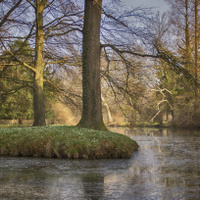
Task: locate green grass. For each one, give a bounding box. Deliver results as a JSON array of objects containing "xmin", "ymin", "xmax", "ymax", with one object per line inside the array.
[{"xmin": 0, "ymin": 126, "xmax": 139, "ymax": 159}]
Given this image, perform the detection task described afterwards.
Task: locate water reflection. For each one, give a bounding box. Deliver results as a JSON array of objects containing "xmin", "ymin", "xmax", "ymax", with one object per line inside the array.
[
  {"xmin": 0, "ymin": 128, "xmax": 200, "ymax": 199},
  {"xmin": 81, "ymin": 173, "xmax": 104, "ymax": 200}
]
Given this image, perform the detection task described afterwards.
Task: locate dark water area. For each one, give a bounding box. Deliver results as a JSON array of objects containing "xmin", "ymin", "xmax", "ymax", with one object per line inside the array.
[{"xmin": 0, "ymin": 128, "xmax": 200, "ymax": 200}]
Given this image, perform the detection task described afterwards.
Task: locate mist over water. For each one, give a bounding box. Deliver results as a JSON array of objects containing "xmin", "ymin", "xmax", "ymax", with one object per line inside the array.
[{"xmin": 0, "ymin": 128, "xmax": 199, "ymax": 199}]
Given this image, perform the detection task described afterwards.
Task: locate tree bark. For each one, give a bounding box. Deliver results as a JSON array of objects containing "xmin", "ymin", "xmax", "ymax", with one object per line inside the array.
[
  {"xmin": 195, "ymin": 0, "xmax": 199, "ymax": 98},
  {"xmin": 185, "ymin": 0, "xmax": 191, "ymax": 68},
  {"xmin": 78, "ymin": 0, "xmax": 107, "ymax": 130},
  {"xmin": 33, "ymin": 0, "xmax": 46, "ymax": 126}
]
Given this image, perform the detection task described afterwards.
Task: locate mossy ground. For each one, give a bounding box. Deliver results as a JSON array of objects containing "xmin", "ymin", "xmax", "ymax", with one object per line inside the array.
[{"xmin": 0, "ymin": 126, "xmax": 139, "ymax": 159}]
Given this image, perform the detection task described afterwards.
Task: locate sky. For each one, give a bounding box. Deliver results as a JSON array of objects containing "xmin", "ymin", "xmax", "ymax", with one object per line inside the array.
[{"xmin": 123, "ymin": 0, "xmax": 169, "ymax": 13}]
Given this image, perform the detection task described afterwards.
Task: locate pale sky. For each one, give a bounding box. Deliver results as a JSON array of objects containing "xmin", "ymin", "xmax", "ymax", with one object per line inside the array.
[{"xmin": 123, "ymin": 0, "xmax": 169, "ymax": 12}]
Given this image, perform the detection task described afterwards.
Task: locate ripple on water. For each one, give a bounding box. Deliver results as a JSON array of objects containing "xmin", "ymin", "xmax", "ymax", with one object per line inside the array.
[{"xmin": 0, "ymin": 128, "xmax": 200, "ymax": 200}]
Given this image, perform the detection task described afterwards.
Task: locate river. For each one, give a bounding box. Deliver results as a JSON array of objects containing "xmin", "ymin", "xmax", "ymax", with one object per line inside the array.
[{"xmin": 0, "ymin": 128, "xmax": 199, "ymax": 200}]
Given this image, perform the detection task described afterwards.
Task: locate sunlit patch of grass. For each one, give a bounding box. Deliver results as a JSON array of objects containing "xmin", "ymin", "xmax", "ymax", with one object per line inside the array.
[{"xmin": 0, "ymin": 126, "xmax": 139, "ymax": 159}]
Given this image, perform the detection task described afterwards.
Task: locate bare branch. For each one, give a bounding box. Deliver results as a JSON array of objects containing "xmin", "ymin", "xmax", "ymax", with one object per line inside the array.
[
  {"xmin": 45, "ymin": 0, "xmax": 55, "ymax": 9},
  {"xmin": 44, "ymin": 79, "xmax": 81, "ymax": 107},
  {"xmin": 101, "ymin": 43, "xmax": 158, "ymax": 58},
  {"xmin": 0, "ymin": 0, "xmax": 23, "ymax": 28},
  {"xmin": 45, "ymin": 28, "xmax": 82, "ymax": 38},
  {"xmin": 16, "ymin": 20, "xmax": 36, "ymax": 53},
  {"xmin": 26, "ymin": 0, "xmax": 36, "ymax": 8},
  {"xmin": 150, "ymin": 100, "xmax": 173, "ymax": 122},
  {"xmin": 101, "ymin": 7, "xmax": 128, "ymax": 28}
]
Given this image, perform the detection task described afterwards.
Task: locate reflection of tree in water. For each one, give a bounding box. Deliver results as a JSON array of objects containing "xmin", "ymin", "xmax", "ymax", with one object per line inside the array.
[
  {"xmin": 0, "ymin": 167, "xmax": 51, "ymax": 199},
  {"xmin": 81, "ymin": 173, "xmax": 104, "ymax": 200},
  {"xmin": 109, "ymin": 127, "xmax": 200, "ymax": 199}
]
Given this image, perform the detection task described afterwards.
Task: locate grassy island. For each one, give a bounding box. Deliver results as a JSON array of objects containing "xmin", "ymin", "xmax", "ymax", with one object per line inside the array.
[{"xmin": 0, "ymin": 126, "xmax": 139, "ymax": 159}]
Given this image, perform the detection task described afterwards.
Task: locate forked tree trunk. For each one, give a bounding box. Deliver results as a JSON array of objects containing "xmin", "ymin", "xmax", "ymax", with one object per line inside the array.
[
  {"xmin": 33, "ymin": 0, "xmax": 46, "ymax": 126},
  {"xmin": 78, "ymin": 0, "xmax": 107, "ymax": 130}
]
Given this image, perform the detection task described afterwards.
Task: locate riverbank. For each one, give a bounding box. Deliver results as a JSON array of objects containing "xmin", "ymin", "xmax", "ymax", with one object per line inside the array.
[
  {"xmin": 107, "ymin": 122, "xmax": 200, "ymax": 130},
  {"xmin": 0, "ymin": 126, "xmax": 139, "ymax": 159},
  {"xmin": 107, "ymin": 122, "xmax": 171, "ymax": 128}
]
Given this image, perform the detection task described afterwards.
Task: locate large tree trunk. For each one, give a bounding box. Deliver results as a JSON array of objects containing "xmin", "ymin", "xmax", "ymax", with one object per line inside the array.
[
  {"xmin": 33, "ymin": 71, "xmax": 46, "ymax": 126},
  {"xmin": 78, "ymin": 0, "xmax": 107, "ymax": 130},
  {"xmin": 33, "ymin": 0, "xmax": 46, "ymax": 126}
]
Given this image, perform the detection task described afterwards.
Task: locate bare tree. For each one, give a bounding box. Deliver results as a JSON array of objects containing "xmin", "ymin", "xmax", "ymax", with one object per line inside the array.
[{"xmin": 0, "ymin": 0, "xmax": 83, "ymax": 126}]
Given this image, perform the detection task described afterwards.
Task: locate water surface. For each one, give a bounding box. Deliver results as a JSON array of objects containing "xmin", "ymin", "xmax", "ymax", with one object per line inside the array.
[{"xmin": 0, "ymin": 128, "xmax": 199, "ymax": 199}]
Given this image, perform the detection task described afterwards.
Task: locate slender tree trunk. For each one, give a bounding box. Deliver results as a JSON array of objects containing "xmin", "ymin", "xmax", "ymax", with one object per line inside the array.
[
  {"xmin": 102, "ymin": 96, "xmax": 113, "ymax": 123},
  {"xmin": 185, "ymin": 0, "xmax": 191, "ymax": 68},
  {"xmin": 195, "ymin": 0, "xmax": 199, "ymax": 98},
  {"xmin": 78, "ymin": 0, "xmax": 107, "ymax": 130},
  {"xmin": 33, "ymin": 0, "xmax": 46, "ymax": 126}
]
